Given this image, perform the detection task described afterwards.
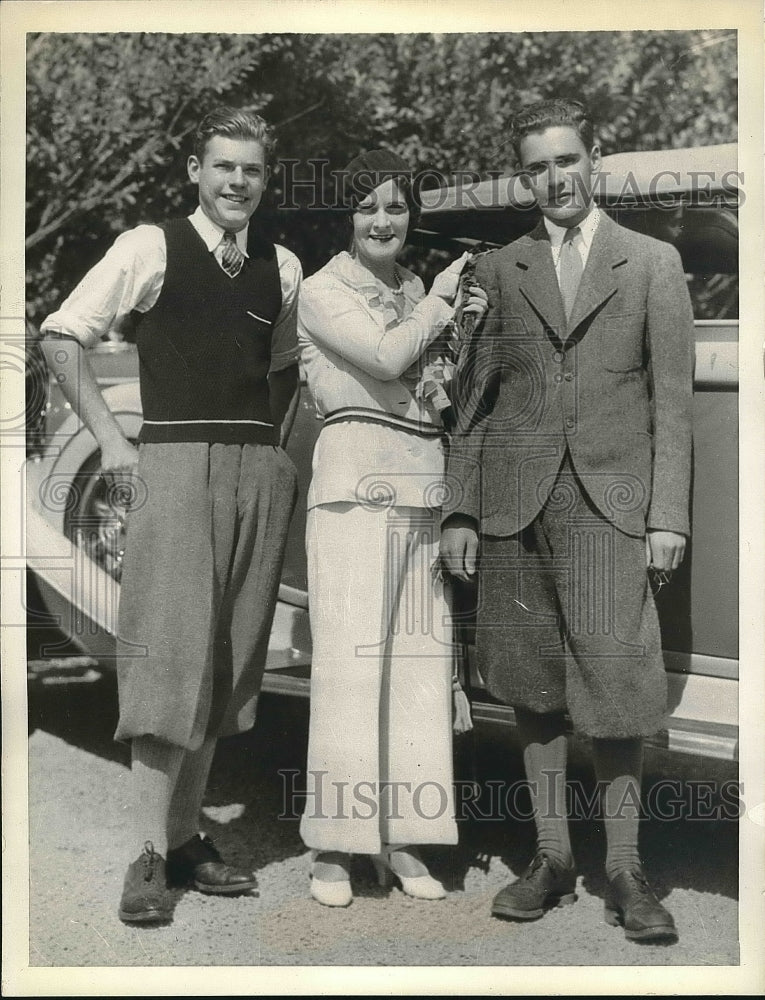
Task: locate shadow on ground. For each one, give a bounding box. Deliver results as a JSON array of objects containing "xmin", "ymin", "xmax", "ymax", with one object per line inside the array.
[{"xmin": 27, "ymin": 633, "xmax": 738, "ymax": 908}]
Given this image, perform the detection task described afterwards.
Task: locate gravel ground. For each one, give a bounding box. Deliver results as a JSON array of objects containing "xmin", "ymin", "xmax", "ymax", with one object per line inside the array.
[{"xmin": 26, "ymin": 672, "xmax": 739, "ymax": 970}]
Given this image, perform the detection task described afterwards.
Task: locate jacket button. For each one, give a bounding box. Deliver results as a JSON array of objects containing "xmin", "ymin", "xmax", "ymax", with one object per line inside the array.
[
  {"xmin": 553, "ymin": 373, "xmax": 563, "ymax": 384},
  {"xmin": 553, "ymin": 351, "xmax": 564, "ymax": 363},
  {"xmin": 565, "ymin": 417, "xmax": 575, "ymax": 429},
  {"xmin": 564, "ymin": 372, "xmax": 574, "ymax": 381}
]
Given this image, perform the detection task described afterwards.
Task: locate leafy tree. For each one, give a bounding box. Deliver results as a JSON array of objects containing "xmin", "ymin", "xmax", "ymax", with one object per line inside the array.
[
  {"xmin": 26, "ymin": 30, "xmax": 737, "ymax": 327},
  {"xmin": 27, "ymin": 33, "xmax": 276, "ymax": 321}
]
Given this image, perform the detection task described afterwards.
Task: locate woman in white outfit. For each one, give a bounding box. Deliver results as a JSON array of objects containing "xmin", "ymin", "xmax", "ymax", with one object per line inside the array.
[{"xmin": 297, "ymin": 149, "xmax": 487, "ymax": 906}]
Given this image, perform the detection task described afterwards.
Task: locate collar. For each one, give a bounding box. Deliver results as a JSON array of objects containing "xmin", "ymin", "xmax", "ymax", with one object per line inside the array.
[
  {"xmin": 328, "ymin": 251, "xmax": 421, "ymax": 308},
  {"xmin": 189, "ymin": 206, "xmax": 250, "ymax": 257},
  {"xmin": 543, "ymin": 205, "xmax": 600, "ymax": 252}
]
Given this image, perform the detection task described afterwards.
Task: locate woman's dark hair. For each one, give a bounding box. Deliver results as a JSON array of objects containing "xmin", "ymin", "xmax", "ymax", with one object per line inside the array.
[{"xmin": 340, "ymin": 148, "xmax": 421, "ymax": 228}]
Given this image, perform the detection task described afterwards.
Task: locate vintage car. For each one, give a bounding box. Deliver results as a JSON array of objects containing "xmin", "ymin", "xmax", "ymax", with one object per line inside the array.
[{"xmin": 25, "ymin": 143, "xmax": 739, "ymax": 766}]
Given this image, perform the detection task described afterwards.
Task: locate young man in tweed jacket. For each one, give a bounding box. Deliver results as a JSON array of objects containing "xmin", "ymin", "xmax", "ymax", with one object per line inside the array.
[{"xmin": 441, "ymin": 98, "xmax": 694, "ymax": 943}]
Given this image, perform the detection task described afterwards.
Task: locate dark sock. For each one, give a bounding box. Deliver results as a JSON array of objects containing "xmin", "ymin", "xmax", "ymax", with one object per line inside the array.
[
  {"xmin": 514, "ymin": 707, "xmax": 572, "ymax": 869},
  {"xmin": 592, "ymin": 736, "xmax": 643, "ymax": 880}
]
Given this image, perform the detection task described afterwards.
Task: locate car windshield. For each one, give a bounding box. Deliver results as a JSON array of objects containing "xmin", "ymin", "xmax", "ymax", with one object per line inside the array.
[
  {"xmin": 611, "ymin": 204, "xmax": 738, "ymax": 319},
  {"xmin": 408, "ymin": 196, "xmax": 739, "ymax": 321}
]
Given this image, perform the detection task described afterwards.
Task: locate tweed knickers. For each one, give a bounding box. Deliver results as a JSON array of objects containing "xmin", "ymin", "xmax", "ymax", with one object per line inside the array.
[
  {"xmin": 115, "ymin": 441, "xmax": 298, "ymax": 749},
  {"xmin": 476, "ymin": 458, "xmax": 667, "ymax": 738}
]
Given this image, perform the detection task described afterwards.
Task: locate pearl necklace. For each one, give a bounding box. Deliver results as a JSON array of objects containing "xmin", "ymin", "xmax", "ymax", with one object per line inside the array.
[{"xmin": 379, "ymin": 267, "xmax": 404, "ymax": 296}]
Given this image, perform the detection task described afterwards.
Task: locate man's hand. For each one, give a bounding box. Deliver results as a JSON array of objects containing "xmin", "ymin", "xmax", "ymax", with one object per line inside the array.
[
  {"xmin": 459, "ymin": 284, "xmax": 489, "ymax": 323},
  {"xmin": 645, "ymin": 529, "xmax": 687, "ymax": 572},
  {"xmin": 99, "ymin": 435, "xmax": 140, "ymax": 507},
  {"xmin": 440, "ymin": 515, "xmax": 479, "ymax": 582}
]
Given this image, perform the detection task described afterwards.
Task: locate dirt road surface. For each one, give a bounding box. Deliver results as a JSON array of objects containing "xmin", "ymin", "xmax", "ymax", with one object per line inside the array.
[{"xmin": 26, "ymin": 672, "xmax": 738, "ymax": 970}]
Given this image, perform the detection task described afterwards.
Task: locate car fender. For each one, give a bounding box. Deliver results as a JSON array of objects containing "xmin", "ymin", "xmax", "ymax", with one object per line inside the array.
[{"xmin": 36, "ymin": 381, "xmax": 142, "ymax": 535}]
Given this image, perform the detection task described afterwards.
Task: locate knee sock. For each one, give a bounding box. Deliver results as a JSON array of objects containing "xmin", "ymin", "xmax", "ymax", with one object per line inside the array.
[
  {"xmin": 130, "ymin": 735, "xmax": 185, "ymax": 859},
  {"xmin": 514, "ymin": 707, "xmax": 572, "ymax": 868},
  {"xmin": 592, "ymin": 736, "xmax": 644, "ymax": 880},
  {"xmin": 167, "ymin": 737, "xmax": 218, "ymax": 850}
]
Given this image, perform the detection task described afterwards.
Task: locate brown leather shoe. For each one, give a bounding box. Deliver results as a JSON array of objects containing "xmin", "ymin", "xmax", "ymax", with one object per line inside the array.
[
  {"xmin": 166, "ymin": 834, "xmax": 259, "ymax": 895},
  {"xmin": 604, "ymin": 867, "xmax": 678, "ymax": 942},
  {"xmin": 118, "ymin": 841, "xmax": 173, "ymax": 924},
  {"xmin": 491, "ymin": 853, "xmax": 577, "ymax": 920}
]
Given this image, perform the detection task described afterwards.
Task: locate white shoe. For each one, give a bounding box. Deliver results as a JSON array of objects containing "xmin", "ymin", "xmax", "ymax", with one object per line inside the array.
[
  {"xmin": 372, "ymin": 845, "xmax": 446, "ymax": 900},
  {"xmin": 309, "ymin": 851, "xmax": 352, "ymax": 907}
]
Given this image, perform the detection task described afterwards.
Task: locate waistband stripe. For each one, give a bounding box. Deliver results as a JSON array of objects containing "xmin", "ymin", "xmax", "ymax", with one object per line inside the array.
[
  {"xmin": 322, "ymin": 407, "xmax": 444, "ymax": 437},
  {"xmin": 142, "ymin": 418, "xmax": 274, "ymax": 427}
]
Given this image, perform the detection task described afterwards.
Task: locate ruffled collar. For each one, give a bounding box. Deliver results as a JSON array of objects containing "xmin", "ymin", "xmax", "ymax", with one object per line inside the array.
[{"xmin": 325, "ymin": 251, "xmax": 421, "ymax": 309}]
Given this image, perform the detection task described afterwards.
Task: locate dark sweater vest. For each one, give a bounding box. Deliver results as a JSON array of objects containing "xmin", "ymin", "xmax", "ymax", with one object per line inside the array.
[{"xmin": 135, "ymin": 218, "xmax": 283, "ymax": 444}]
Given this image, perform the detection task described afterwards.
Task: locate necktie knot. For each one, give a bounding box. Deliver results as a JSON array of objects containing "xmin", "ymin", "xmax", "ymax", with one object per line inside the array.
[
  {"xmin": 563, "ymin": 225, "xmax": 582, "ymax": 246},
  {"xmin": 220, "ymin": 231, "xmax": 244, "ymax": 277}
]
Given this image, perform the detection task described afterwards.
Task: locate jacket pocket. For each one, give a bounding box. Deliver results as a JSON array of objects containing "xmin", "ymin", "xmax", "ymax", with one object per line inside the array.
[{"xmin": 598, "ymin": 312, "xmax": 646, "ymax": 372}]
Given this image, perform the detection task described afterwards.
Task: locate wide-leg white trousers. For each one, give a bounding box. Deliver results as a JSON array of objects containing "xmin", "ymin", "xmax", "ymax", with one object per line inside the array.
[{"xmin": 300, "ymin": 502, "xmax": 458, "ymax": 854}]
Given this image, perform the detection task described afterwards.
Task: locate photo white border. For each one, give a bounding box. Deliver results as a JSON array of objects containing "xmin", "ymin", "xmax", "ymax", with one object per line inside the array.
[{"xmin": 2, "ymin": 0, "xmax": 763, "ymax": 995}]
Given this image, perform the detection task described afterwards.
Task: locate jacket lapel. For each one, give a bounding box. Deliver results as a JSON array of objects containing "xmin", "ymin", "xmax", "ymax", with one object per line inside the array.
[
  {"xmin": 515, "ymin": 223, "xmax": 567, "ymax": 340},
  {"xmin": 566, "ymin": 212, "xmax": 626, "ymax": 337}
]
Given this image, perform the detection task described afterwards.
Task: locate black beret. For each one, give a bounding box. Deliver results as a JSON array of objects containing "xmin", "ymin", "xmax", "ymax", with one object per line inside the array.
[{"xmin": 340, "ymin": 148, "xmax": 414, "ymax": 210}]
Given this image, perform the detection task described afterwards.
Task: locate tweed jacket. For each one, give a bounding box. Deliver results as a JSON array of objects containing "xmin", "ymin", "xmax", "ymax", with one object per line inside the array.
[{"xmin": 443, "ymin": 212, "xmax": 695, "ymax": 538}]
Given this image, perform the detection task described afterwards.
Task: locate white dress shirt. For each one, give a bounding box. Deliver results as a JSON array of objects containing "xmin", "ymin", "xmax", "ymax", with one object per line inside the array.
[
  {"xmin": 41, "ymin": 206, "xmax": 302, "ymax": 372},
  {"xmin": 543, "ymin": 205, "xmax": 601, "ymax": 287}
]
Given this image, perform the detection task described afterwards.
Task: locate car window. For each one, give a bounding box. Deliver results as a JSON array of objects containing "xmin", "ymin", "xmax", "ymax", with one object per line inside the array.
[
  {"xmin": 609, "ymin": 205, "xmax": 738, "ymax": 320},
  {"xmin": 408, "ymin": 203, "xmax": 739, "ymax": 322}
]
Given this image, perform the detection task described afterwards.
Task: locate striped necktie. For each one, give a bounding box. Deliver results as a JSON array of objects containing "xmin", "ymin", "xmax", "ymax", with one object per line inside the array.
[
  {"xmin": 559, "ymin": 225, "xmax": 583, "ymax": 320},
  {"xmin": 220, "ymin": 231, "xmax": 244, "ymax": 277}
]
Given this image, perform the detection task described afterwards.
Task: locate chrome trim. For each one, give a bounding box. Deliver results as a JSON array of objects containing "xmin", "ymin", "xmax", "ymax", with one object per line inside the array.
[
  {"xmin": 663, "ymin": 649, "xmax": 739, "ymax": 681},
  {"xmin": 469, "ymin": 701, "xmax": 738, "ymax": 762},
  {"xmin": 694, "ymin": 341, "xmax": 738, "ymax": 386},
  {"xmin": 260, "ymin": 672, "xmax": 310, "ymax": 699},
  {"xmin": 277, "ymin": 584, "xmax": 309, "ymax": 610},
  {"xmin": 255, "ymin": 677, "xmax": 739, "ymax": 763},
  {"xmin": 90, "ymin": 340, "xmax": 137, "ymax": 355},
  {"xmin": 694, "ymin": 319, "xmax": 739, "ymax": 327}
]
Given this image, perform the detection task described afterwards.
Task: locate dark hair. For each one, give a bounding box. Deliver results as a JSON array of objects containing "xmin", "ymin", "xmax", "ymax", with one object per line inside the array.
[
  {"xmin": 510, "ymin": 98, "xmax": 595, "ymax": 160},
  {"xmin": 193, "ymin": 106, "xmax": 276, "ymax": 163},
  {"xmin": 341, "ymin": 148, "xmax": 421, "ymax": 228}
]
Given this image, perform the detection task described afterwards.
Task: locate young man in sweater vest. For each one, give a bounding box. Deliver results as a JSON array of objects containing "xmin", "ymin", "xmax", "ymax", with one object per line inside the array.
[{"xmin": 40, "ymin": 108, "xmax": 302, "ymax": 924}]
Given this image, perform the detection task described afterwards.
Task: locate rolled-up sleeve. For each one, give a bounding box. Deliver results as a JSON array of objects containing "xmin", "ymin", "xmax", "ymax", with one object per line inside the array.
[
  {"xmin": 40, "ymin": 225, "xmax": 165, "ymax": 347},
  {"xmin": 269, "ymin": 246, "xmax": 303, "ymax": 373},
  {"xmin": 298, "ymin": 277, "xmax": 453, "ymax": 381}
]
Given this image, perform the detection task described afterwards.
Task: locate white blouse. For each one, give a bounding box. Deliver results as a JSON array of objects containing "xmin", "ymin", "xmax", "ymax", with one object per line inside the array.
[{"xmin": 298, "ymin": 252, "xmax": 455, "ymax": 510}]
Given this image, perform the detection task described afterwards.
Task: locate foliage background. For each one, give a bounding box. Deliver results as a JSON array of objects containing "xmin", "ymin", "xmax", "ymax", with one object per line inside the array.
[{"xmin": 26, "ymin": 30, "xmax": 737, "ymax": 326}]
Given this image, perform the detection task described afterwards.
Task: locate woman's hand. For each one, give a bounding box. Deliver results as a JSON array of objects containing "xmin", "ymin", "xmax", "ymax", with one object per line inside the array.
[{"xmin": 430, "ymin": 252, "xmax": 470, "ymax": 304}]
